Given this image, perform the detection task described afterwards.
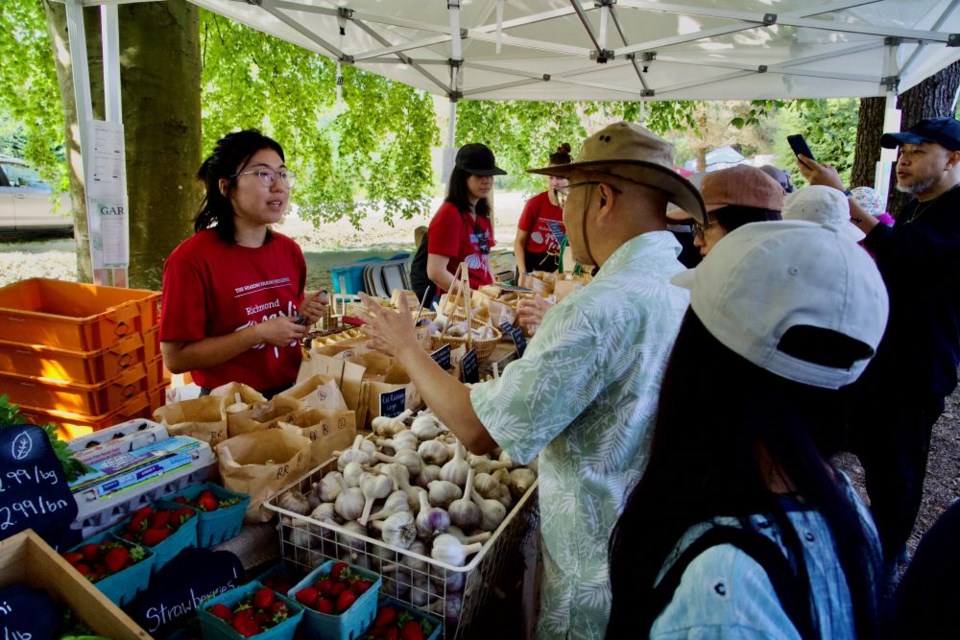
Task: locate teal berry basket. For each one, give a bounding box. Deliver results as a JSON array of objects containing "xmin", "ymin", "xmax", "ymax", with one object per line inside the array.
[
  {"xmin": 170, "ymin": 482, "xmax": 250, "ymax": 547},
  {"xmin": 66, "ymin": 529, "xmax": 155, "ymax": 608},
  {"xmin": 287, "ymin": 560, "xmax": 381, "ymax": 640},
  {"xmin": 198, "ymin": 580, "xmax": 304, "ymax": 640},
  {"xmin": 110, "ymin": 499, "xmax": 199, "ymax": 575},
  {"xmin": 254, "ymin": 562, "xmax": 308, "ymax": 597},
  {"xmin": 363, "ymin": 596, "xmax": 442, "ymax": 640}
]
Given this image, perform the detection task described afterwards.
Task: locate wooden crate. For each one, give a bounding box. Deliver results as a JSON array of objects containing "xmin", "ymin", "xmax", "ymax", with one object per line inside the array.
[{"xmin": 0, "ymin": 530, "xmax": 150, "ymax": 639}]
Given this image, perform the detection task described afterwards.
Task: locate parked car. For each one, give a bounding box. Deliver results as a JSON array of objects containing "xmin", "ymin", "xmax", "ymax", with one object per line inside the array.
[{"xmin": 0, "ymin": 155, "xmax": 72, "ymax": 233}]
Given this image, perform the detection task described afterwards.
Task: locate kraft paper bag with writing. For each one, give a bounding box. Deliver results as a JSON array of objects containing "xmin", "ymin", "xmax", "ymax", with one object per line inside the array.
[
  {"xmin": 277, "ymin": 374, "xmax": 348, "ymax": 413},
  {"xmin": 362, "ymin": 362, "xmax": 423, "ymax": 429},
  {"xmin": 216, "ymin": 426, "xmax": 311, "ymax": 523},
  {"xmin": 228, "ymin": 394, "xmax": 305, "ymax": 437},
  {"xmin": 297, "ymin": 352, "xmax": 366, "ymax": 414},
  {"xmin": 209, "ymin": 382, "xmax": 268, "ymax": 434},
  {"xmin": 280, "ymin": 408, "xmax": 357, "ymax": 466},
  {"xmin": 153, "ymin": 396, "xmax": 229, "ymax": 447}
]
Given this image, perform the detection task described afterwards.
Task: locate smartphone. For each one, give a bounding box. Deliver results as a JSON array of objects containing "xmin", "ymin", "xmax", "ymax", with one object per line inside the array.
[{"xmin": 787, "ymin": 134, "xmax": 816, "ymax": 165}]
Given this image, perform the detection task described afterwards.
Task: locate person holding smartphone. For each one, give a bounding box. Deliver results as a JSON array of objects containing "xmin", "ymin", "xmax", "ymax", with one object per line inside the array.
[{"xmin": 796, "ymin": 117, "xmax": 960, "ymax": 586}]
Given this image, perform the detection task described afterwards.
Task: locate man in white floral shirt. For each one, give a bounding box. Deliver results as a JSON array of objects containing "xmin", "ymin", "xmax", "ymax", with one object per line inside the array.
[{"xmin": 361, "ymin": 121, "xmax": 705, "ymax": 639}]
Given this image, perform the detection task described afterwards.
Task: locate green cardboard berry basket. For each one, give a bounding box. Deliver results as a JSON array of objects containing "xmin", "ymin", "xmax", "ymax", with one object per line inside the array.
[
  {"xmin": 170, "ymin": 482, "xmax": 250, "ymax": 547},
  {"xmin": 109, "ymin": 499, "xmax": 199, "ymax": 574},
  {"xmin": 287, "ymin": 560, "xmax": 381, "ymax": 640},
  {"xmin": 198, "ymin": 580, "xmax": 303, "ymax": 640},
  {"xmin": 65, "ymin": 529, "xmax": 155, "ymax": 607}
]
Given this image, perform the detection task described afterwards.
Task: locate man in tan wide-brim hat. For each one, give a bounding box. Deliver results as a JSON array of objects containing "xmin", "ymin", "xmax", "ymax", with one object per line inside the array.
[{"xmin": 358, "ymin": 121, "xmax": 703, "ymax": 639}]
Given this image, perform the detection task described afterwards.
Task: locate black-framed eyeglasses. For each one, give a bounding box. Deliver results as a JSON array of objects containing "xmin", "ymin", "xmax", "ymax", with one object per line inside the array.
[
  {"xmin": 232, "ymin": 169, "xmax": 296, "ymax": 188},
  {"xmin": 474, "ymin": 225, "xmax": 490, "ymax": 254},
  {"xmin": 691, "ymin": 219, "xmax": 718, "ymax": 242},
  {"xmin": 555, "ymin": 181, "xmax": 622, "ymax": 208}
]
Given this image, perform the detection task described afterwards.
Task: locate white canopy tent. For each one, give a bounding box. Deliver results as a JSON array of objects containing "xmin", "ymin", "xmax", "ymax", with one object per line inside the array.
[{"xmin": 56, "ymin": 0, "xmax": 960, "ymax": 282}]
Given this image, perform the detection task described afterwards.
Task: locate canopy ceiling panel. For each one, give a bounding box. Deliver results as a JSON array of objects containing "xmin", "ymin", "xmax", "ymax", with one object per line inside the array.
[{"xmin": 187, "ymin": 0, "xmax": 960, "ymax": 101}]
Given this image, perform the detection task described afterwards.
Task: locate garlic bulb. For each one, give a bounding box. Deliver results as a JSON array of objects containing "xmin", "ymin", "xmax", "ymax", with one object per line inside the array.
[
  {"xmin": 416, "ymin": 464, "xmax": 442, "ymax": 488},
  {"xmin": 446, "ymin": 525, "xmax": 492, "ymax": 545},
  {"xmin": 402, "ymin": 540, "xmax": 430, "ymax": 573},
  {"xmin": 429, "ymin": 567, "xmax": 466, "ymax": 593},
  {"xmin": 335, "ymin": 486, "xmax": 364, "ymax": 521},
  {"xmin": 440, "ymin": 442, "xmax": 470, "ymax": 487},
  {"xmin": 367, "ymin": 490, "xmax": 410, "ymax": 522},
  {"xmin": 471, "ymin": 488, "xmax": 506, "ymax": 531},
  {"xmin": 418, "ymin": 440, "xmax": 450, "ymax": 466},
  {"xmin": 342, "ymin": 461, "xmax": 366, "ymax": 488},
  {"xmin": 411, "ymin": 414, "xmax": 443, "ymax": 440},
  {"xmin": 285, "ymin": 517, "xmax": 315, "ymax": 548},
  {"xmin": 410, "ymin": 574, "xmax": 431, "ymax": 606},
  {"xmin": 338, "ymin": 434, "xmax": 372, "ymax": 470},
  {"xmin": 493, "ymin": 484, "xmax": 513, "ymax": 510},
  {"xmin": 472, "ymin": 472, "xmax": 500, "ymax": 499},
  {"xmin": 427, "ymin": 480, "xmax": 462, "ymax": 509},
  {"xmin": 371, "ymin": 511, "xmax": 416, "ymax": 549},
  {"xmin": 225, "ymin": 392, "xmax": 247, "ymax": 414},
  {"xmin": 509, "ymin": 468, "xmax": 537, "ymax": 499},
  {"xmin": 430, "ymin": 533, "xmax": 483, "ymax": 567},
  {"xmin": 447, "ymin": 468, "xmax": 481, "ymax": 529},
  {"xmin": 375, "ymin": 449, "xmax": 423, "ymax": 479},
  {"xmin": 358, "ymin": 472, "xmax": 394, "ymax": 526},
  {"xmin": 319, "ymin": 471, "xmax": 344, "ymax": 502},
  {"xmin": 468, "ymin": 454, "xmax": 511, "ymax": 474},
  {"xmin": 416, "ymin": 491, "xmax": 450, "ymax": 540},
  {"xmin": 277, "ymin": 489, "xmax": 311, "ymax": 515},
  {"xmin": 428, "ymin": 591, "xmax": 462, "ymax": 627},
  {"xmin": 306, "ymin": 483, "xmax": 323, "ymax": 511},
  {"xmin": 309, "ymin": 502, "xmax": 338, "ymax": 537}
]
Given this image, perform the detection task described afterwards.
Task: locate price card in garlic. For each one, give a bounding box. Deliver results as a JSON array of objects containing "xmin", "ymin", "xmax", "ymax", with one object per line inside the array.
[{"xmin": 0, "ymin": 425, "xmax": 78, "ymax": 549}]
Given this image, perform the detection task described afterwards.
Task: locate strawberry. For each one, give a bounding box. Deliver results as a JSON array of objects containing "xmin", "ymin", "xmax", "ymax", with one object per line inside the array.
[
  {"xmin": 62, "ymin": 552, "xmax": 84, "ymax": 565},
  {"xmin": 197, "ymin": 494, "xmax": 218, "ymax": 512},
  {"xmin": 373, "ymin": 606, "xmax": 397, "ymax": 628},
  {"xmin": 141, "ymin": 528, "xmax": 171, "ymax": 546},
  {"xmin": 209, "ymin": 603, "xmax": 232, "ymax": 621},
  {"xmin": 252, "ymin": 587, "xmax": 275, "ymax": 610},
  {"xmin": 150, "ymin": 510, "xmax": 173, "ymax": 529},
  {"xmin": 73, "ymin": 563, "xmax": 93, "ymax": 578},
  {"xmin": 330, "ymin": 561, "xmax": 349, "ymax": 581},
  {"xmin": 172, "ymin": 496, "xmax": 188, "ymax": 505},
  {"xmin": 295, "ymin": 587, "xmax": 318, "ymax": 607},
  {"xmin": 126, "ymin": 512, "xmax": 150, "ymax": 532},
  {"xmin": 270, "ymin": 601, "xmax": 289, "ymax": 623},
  {"xmin": 175, "ymin": 507, "xmax": 195, "ymax": 524},
  {"xmin": 336, "ymin": 589, "xmax": 357, "ymax": 613},
  {"xmin": 315, "ymin": 597, "xmax": 335, "ymax": 614},
  {"xmin": 80, "ymin": 543, "xmax": 100, "ymax": 563},
  {"xmin": 352, "ymin": 578, "xmax": 373, "ymax": 594},
  {"xmin": 231, "ymin": 615, "xmax": 260, "ymax": 637},
  {"xmin": 316, "ymin": 578, "xmax": 334, "ymax": 596},
  {"xmin": 399, "ymin": 620, "xmax": 425, "ymax": 640},
  {"xmin": 103, "ymin": 546, "xmax": 130, "ymax": 574},
  {"xmin": 383, "ymin": 628, "xmax": 400, "ymax": 640}
]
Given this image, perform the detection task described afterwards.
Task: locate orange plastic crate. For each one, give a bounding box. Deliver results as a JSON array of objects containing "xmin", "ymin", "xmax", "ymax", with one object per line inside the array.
[
  {"xmin": 0, "ymin": 332, "xmax": 149, "ymax": 385},
  {"xmin": 16, "ymin": 392, "xmax": 151, "ymax": 440},
  {"xmin": 148, "ymin": 382, "xmax": 170, "ymax": 413},
  {"xmin": 0, "ymin": 365, "xmax": 148, "ymax": 415},
  {"xmin": 0, "ymin": 278, "xmax": 160, "ymax": 351},
  {"xmin": 145, "ymin": 355, "xmax": 170, "ymax": 390}
]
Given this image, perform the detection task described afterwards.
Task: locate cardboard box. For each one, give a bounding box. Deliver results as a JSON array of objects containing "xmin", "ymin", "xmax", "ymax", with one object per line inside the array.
[{"xmin": 0, "ymin": 530, "xmax": 150, "ymax": 639}]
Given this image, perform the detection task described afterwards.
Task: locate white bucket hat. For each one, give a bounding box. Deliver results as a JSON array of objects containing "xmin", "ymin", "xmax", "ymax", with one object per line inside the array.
[
  {"xmin": 671, "ymin": 220, "xmax": 888, "ymax": 389},
  {"xmin": 782, "ymin": 186, "xmax": 865, "ymax": 243}
]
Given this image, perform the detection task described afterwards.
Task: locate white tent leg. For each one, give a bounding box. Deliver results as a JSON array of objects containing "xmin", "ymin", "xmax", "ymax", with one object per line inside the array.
[
  {"xmin": 876, "ymin": 91, "xmax": 901, "ymax": 207},
  {"xmin": 101, "ymin": 3, "xmax": 128, "ymax": 287}
]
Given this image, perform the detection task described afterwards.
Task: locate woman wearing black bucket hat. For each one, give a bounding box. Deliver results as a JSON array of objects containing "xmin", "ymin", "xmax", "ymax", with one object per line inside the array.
[{"xmin": 409, "ymin": 143, "xmax": 506, "ymax": 303}]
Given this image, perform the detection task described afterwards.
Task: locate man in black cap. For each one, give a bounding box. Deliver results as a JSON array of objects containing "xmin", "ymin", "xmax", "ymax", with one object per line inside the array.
[{"xmin": 798, "ymin": 116, "xmax": 960, "ymax": 581}]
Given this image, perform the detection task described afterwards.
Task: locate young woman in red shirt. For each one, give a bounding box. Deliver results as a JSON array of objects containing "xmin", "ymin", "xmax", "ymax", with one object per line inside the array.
[{"xmin": 513, "ymin": 143, "xmax": 572, "ymax": 277}]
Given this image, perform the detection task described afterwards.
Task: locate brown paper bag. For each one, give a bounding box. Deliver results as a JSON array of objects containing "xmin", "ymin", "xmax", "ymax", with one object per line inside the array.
[
  {"xmin": 361, "ymin": 361, "xmax": 423, "ymax": 430},
  {"xmin": 153, "ymin": 396, "xmax": 229, "ymax": 447},
  {"xmin": 216, "ymin": 425, "xmax": 311, "ymax": 522},
  {"xmin": 276, "ymin": 374, "xmax": 348, "ymax": 413},
  {"xmin": 228, "ymin": 395, "xmax": 305, "ymax": 437},
  {"xmin": 297, "ymin": 352, "xmax": 366, "ymax": 413},
  {"xmin": 280, "ymin": 408, "xmax": 357, "ymax": 466}
]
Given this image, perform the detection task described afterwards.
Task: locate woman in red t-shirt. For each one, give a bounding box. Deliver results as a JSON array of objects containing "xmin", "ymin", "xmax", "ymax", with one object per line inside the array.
[
  {"xmin": 160, "ymin": 130, "xmax": 327, "ymax": 397},
  {"xmin": 418, "ymin": 143, "xmax": 506, "ymax": 298},
  {"xmin": 513, "ymin": 143, "xmax": 572, "ymax": 276}
]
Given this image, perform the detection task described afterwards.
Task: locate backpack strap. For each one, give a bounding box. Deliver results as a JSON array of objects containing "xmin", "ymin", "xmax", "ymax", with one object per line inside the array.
[{"xmin": 650, "ymin": 525, "xmax": 817, "ymax": 640}]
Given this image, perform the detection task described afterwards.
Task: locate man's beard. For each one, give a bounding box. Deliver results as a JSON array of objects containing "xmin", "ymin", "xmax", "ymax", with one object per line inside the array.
[{"xmin": 896, "ymin": 177, "xmax": 936, "ymax": 195}]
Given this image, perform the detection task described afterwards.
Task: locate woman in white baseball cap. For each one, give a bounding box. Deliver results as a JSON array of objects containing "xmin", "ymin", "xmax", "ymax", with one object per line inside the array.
[{"xmin": 607, "ymin": 221, "xmax": 888, "ymax": 640}]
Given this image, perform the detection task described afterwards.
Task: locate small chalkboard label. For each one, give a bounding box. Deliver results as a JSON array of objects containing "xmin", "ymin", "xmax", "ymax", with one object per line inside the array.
[
  {"xmin": 379, "ymin": 388, "xmax": 406, "ymax": 418},
  {"xmin": 500, "ymin": 322, "xmax": 528, "ymax": 358},
  {"xmin": 462, "ymin": 349, "xmax": 479, "ymax": 384},
  {"xmin": 430, "ymin": 344, "xmax": 452, "ymax": 370},
  {"xmin": 0, "ymin": 584, "xmax": 60, "ymax": 640},
  {"xmin": 0, "ymin": 425, "xmax": 78, "ymax": 549}
]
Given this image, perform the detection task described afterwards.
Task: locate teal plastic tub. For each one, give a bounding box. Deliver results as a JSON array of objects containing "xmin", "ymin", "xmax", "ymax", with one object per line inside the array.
[
  {"xmin": 198, "ymin": 580, "xmax": 303, "ymax": 640},
  {"xmin": 170, "ymin": 482, "xmax": 250, "ymax": 547},
  {"xmin": 366, "ymin": 596, "xmax": 442, "ymax": 640},
  {"xmin": 287, "ymin": 560, "xmax": 381, "ymax": 640},
  {"xmin": 66, "ymin": 530, "xmax": 155, "ymax": 607},
  {"xmin": 110, "ymin": 500, "xmax": 199, "ymax": 574}
]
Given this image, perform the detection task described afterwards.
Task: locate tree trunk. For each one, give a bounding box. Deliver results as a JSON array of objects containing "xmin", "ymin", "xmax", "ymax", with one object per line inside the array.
[
  {"xmin": 43, "ymin": 0, "xmax": 201, "ymax": 290},
  {"xmin": 888, "ymin": 61, "xmax": 960, "ymax": 216},
  {"xmin": 851, "ymin": 97, "xmax": 884, "ymax": 188}
]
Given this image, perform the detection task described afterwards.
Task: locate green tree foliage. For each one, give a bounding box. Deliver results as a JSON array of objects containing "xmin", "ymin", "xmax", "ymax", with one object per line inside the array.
[
  {"xmin": 0, "ymin": 0, "xmax": 66, "ymax": 188},
  {"xmin": 772, "ymin": 99, "xmax": 860, "ymax": 187},
  {"xmin": 200, "ymin": 12, "xmax": 439, "ymax": 227}
]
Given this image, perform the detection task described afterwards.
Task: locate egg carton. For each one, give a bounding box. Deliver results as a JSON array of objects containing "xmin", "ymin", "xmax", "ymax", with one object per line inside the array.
[{"xmin": 265, "ymin": 460, "xmax": 539, "ymax": 640}]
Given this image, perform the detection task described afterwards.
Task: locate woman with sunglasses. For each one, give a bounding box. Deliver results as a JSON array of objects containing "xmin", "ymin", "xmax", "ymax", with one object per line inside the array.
[
  {"xmin": 513, "ymin": 143, "xmax": 572, "ymax": 278},
  {"xmin": 160, "ymin": 129, "xmax": 326, "ymax": 398},
  {"xmin": 689, "ymin": 165, "xmax": 783, "ymax": 257},
  {"xmin": 410, "ymin": 143, "xmax": 505, "ymax": 304}
]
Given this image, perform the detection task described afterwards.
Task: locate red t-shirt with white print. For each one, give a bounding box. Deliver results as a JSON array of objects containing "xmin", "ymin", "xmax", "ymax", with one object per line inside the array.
[
  {"xmin": 426, "ymin": 201, "xmax": 495, "ymax": 292},
  {"xmin": 160, "ymin": 229, "xmax": 306, "ymax": 392}
]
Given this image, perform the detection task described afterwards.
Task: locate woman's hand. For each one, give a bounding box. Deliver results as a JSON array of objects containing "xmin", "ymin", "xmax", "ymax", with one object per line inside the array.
[
  {"xmin": 359, "ymin": 292, "xmax": 418, "ymax": 359},
  {"xmin": 517, "ymin": 296, "xmax": 553, "ymax": 335},
  {"xmin": 257, "ymin": 316, "xmax": 309, "ymax": 347},
  {"xmin": 298, "ymin": 290, "xmax": 329, "ymax": 325}
]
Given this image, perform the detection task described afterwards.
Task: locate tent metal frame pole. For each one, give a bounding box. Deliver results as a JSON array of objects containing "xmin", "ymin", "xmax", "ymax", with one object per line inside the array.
[{"xmin": 101, "ymin": 3, "xmax": 128, "ymax": 287}]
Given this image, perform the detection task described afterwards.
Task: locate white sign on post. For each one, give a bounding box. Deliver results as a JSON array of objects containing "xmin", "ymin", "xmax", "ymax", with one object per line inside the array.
[{"xmin": 85, "ymin": 120, "xmax": 129, "ymax": 269}]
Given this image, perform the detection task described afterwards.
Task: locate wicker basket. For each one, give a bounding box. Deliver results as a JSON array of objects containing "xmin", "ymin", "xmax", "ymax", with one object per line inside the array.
[{"xmin": 429, "ymin": 319, "xmax": 501, "ymax": 364}]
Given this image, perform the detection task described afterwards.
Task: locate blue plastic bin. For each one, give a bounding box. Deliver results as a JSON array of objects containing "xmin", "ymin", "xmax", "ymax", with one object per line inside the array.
[
  {"xmin": 170, "ymin": 482, "xmax": 250, "ymax": 547},
  {"xmin": 198, "ymin": 580, "xmax": 303, "ymax": 640},
  {"xmin": 65, "ymin": 529, "xmax": 155, "ymax": 607},
  {"xmin": 110, "ymin": 500, "xmax": 199, "ymax": 574},
  {"xmin": 287, "ymin": 560, "xmax": 381, "ymax": 640},
  {"xmin": 368, "ymin": 596, "xmax": 442, "ymax": 640}
]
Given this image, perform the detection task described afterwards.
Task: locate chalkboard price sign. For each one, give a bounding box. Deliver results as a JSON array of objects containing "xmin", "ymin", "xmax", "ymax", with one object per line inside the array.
[
  {"xmin": 0, "ymin": 425, "xmax": 77, "ymax": 549},
  {"xmin": 461, "ymin": 349, "xmax": 479, "ymax": 384},
  {"xmin": 379, "ymin": 388, "xmax": 406, "ymax": 418},
  {"xmin": 500, "ymin": 322, "xmax": 528, "ymax": 358},
  {"xmin": 430, "ymin": 344, "xmax": 452, "ymax": 370}
]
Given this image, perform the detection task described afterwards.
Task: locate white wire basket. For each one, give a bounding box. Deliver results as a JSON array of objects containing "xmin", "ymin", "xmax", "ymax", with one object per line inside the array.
[{"xmin": 264, "ymin": 459, "xmax": 540, "ymax": 639}]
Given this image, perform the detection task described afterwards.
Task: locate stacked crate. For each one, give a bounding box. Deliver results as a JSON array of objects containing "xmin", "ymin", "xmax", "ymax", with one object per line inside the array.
[{"xmin": 0, "ymin": 278, "xmax": 168, "ymax": 439}]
